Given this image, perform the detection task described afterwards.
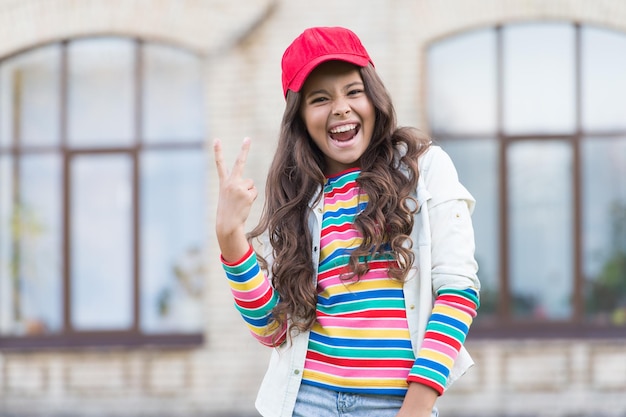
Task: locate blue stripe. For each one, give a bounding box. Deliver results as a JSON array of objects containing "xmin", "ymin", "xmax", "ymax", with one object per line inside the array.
[
  {"xmin": 317, "ymin": 288, "xmax": 404, "ymax": 306},
  {"xmin": 429, "ymin": 312, "xmax": 469, "ymax": 334},
  {"xmin": 319, "ymin": 249, "xmax": 352, "ymax": 268},
  {"xmin": 302, "ymin": 380, "xmax": 407, "ymax": 397},
  {"xmin": 413, "ymin": 357, "xmax": 450, "ymax": 379},
  {"xmin": 323, "ymin": 205, "xmax": 361, "ymax": 219},
  {"xmin": 239, "ymin": 314, "xmax": 270, "ymax": 328},
  {"xmin": 225, "ymin": 263, "xmax": 261, "ymax": 283},
  {"xmin": 309, "ymin": 332, "xmax": 413, "ymax": 349},
  {"xmin": 319, "ymin": 244, "xmax": 394, "ymax": 269},
  {"xmin": 323, "ymin": 202, "xmax": 368, "ymax": 221}
]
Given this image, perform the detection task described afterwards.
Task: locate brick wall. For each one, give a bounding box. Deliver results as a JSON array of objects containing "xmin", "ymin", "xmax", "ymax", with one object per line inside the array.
[
  {"xmin": 1, "ymin": 1, "xmax": 625, "ymax": 416},
  {"xmin": 439, "ymin": 340, "xmax": 626, "ymax": 417}
]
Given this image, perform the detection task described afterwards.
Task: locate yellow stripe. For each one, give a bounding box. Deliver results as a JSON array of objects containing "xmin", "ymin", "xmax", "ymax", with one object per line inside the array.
[
  {"xmin": 312, "ymin": 323, "xmax": 412, "ymax": 339},
  {"xmin": 303, "ymin": 370, "xmax": 409, "ymax": 388},
  {"xmin": 321, "ymin": 237, "xmax": 362, "ymax": 256},
  {"xmin": 325, "ymin": 194, "xmax": 366, "ymax": 212},
  {"xmin": 228, "ymin": 273, "xmax": 266, "ymax": 291},
  {"xmin": 433, "ymin": 304, "xmax": 472, "ymax": 324},
  {"xmin": 418, "ymin": 348, "xmax": 455, "ymax": 368},
  {"xmin": 248, "ymin": 320, "xmax": 282, "ymax": 336}
]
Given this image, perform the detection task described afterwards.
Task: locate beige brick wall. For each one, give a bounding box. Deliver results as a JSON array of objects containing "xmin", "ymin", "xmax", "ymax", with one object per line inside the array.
[
  {"xmin": 1, "ymin": 1, "xmax": 626, "ymax": 416},
  {"xmin": 439, "ymin": 340, "xmax": 626, "ymax": 417},
  {"xmin": 0, "ymin": 0, "xmax": 276, "ymax": 57}
]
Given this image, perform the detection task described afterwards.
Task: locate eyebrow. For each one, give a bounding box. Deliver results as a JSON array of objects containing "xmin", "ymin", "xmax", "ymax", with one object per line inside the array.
[
  {"xmin": 304, "ymin": 81, "xmax": 365, "ymax": 99},
  {"xmin": 305, "ymin": 88, "xmax": 328, "ymax": 99}
]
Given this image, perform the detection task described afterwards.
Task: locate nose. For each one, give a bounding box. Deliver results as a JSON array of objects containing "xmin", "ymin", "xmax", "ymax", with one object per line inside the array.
[{"xmin": 332, "ymin": 98, "xmax": 351, "ymax": 116}]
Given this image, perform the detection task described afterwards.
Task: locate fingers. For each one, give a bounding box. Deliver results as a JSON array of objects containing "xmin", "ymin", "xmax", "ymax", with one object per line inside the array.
[
  {"xmin": 231, "ymin": 137, "xmax": 251, "ymax": 178},
  {"xmin": 213, "ymin": 137, "xmax": 252, "ymax": 181},
  {"xmin": 213, "ymin": 138, "xmax": 227, "ymax": 181},
  {"xmin": 242, "ymin": 178, "xmax": 256, "ymax": 192}
]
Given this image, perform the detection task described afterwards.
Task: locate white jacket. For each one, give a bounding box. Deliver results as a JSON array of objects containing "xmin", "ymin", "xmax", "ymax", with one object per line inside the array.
[{"xmin": 254, "ymin": 146, "xmax": 480, "ymax": 417}]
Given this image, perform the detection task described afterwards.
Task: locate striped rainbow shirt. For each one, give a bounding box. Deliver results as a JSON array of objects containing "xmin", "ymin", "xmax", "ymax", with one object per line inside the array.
[{"xmin": 221, "ymin": 168, "xmax": 478, "ymax": 396}]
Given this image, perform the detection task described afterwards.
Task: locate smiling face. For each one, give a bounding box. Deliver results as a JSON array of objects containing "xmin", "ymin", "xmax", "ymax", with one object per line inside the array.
[{"xmin": 300, "ymin": 60, "xmax": 375, "ymax": 176}]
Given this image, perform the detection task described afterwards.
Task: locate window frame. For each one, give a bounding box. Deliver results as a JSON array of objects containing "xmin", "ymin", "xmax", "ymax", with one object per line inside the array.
[
  {"xmin": 0, "ymin": 37, "xmax": 205, "ymax": 349},
  {"xmin": 428, "ymin": 23, "xmax": 626, "ymax": 339}
]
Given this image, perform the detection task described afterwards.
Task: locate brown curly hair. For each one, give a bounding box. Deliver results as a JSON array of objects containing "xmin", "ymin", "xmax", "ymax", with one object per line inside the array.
[{"xmin": 248, "ymin": 63, "xmax": 431, "ymax": 342}]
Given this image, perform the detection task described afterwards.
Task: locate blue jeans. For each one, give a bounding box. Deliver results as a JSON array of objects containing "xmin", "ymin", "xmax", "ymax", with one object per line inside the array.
[{"xmin": 293, "ymin": 383, "xmax": 439, "ymax": 417}]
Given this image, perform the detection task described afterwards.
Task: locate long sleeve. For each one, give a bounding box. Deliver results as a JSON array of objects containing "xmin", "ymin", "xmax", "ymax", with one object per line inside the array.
[
  {"xmin": 407, "ymin": 287, "xmax": 479, "ymax": 394},
  {"xmin": 221, "ymin": 246, "xmax": 287, "ymax": 347}
]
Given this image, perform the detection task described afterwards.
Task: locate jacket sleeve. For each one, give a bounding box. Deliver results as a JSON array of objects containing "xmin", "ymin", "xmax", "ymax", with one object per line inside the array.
[
  {"xmin": 422, "ymin": 146, "xmax": 480, "ymax": 293},
  {"xmin": 407, "ymin": 146, "xmax": 481, "ymax": 394}
]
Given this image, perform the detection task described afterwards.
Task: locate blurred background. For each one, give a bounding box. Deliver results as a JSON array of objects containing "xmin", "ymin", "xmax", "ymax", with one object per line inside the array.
[{"xmin": 0, "ymin": 0, "xmax": 625, "ymax": 416}]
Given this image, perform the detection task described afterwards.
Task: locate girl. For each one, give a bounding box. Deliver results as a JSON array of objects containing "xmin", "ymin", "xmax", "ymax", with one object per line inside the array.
[{"xmin": 214, "ymin": 26, "xmax": 480, "ymax": 417}]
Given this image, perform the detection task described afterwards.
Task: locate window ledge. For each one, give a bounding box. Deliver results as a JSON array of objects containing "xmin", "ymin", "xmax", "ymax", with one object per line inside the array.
[
  {"xmin": 0, "ymin": 332, "xmax": 204, "ymax": 351},
  {"xmin": 470, "ymin": 322, "xmax": 626, "ymax": 339}
]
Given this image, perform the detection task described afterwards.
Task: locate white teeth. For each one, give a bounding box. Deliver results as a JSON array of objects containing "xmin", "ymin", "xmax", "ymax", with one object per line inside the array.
[{"xmin": 329, "ymin": 124, "xmax": 357, "ymax": 134}]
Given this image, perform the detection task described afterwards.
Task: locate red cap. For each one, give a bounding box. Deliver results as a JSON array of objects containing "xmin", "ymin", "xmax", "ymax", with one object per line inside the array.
[{"xmin": 281, "ymin": 26, "xmax": 374, "ymax": 97}]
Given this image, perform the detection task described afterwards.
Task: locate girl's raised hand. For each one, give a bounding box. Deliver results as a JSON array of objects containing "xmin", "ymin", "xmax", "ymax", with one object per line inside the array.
[{"xmin": 213, "ymin": 137, "xmax": 258, "ymax": 262}]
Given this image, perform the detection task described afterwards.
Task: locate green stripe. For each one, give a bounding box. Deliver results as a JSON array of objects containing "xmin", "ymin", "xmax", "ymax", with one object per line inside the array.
[
  {"xmin": 437, "ymin": 287, "xmax": 480, "ymax": 306},
  {"xmin": 325, "ymin": 171, "xmax": 360, "ymax": 190},
  {"xmin": 410, "ymin": 366, "xmax": 446, "ymax": 386},
  {"xmin": 317, "ymin": 299, "xmax": 406, "ymax": 315},
  {"xmin": 318, "ymin": 255, "xmax": 352, "ymax": 273},
  {"xmin": 309, "ymin": 340, "xmax": 415, "ymax": 359},
  {"xmin": 357, "ymin": 253, "xmax": 395, "ymax": 263},
  {"xmin": 222, "ymin": 252, "xmax": 257, "ymax": 274},
  {"xmin": 322, "ymin": 213, "xmax": 358, "ymax": 227},
  {"xmin": 426, "ymin": 321, "xmax": 466, "ymax": 342}
]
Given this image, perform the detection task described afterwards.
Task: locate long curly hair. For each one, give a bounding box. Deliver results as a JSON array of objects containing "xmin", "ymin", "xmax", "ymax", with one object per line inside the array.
[{"xmin": 248, "ymin": 63, "xmax": 431, "ymax": 339}]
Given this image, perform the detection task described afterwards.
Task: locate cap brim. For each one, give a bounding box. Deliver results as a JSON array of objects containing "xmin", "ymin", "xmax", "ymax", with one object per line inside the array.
[{"xmin": 286, "ymin": 53, "xmax": 371, "ymax": 96}]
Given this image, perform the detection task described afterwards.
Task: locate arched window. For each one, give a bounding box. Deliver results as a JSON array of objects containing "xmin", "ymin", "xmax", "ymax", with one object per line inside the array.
[
  {"xmin": 0, "ymin": 38, "xmax": 206, "ymax": 347},
  {"xmin": 427, "ymin": 23, "xmax": 626, "ymax": 337}
]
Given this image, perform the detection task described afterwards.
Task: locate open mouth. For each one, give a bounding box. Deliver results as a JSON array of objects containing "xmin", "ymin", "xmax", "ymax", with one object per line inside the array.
[{"xmin": 329, "ymin": 123, "xmax": 359, "ymax": 142}]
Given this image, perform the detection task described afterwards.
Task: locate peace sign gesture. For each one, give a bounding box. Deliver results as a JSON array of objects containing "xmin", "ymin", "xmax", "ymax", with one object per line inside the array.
[{"xmin": 213, "ymin": 137, "xmax": 258, "ymax": 262}]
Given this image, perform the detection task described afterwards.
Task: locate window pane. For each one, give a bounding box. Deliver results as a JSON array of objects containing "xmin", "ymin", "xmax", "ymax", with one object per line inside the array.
[
  {"xmin": 439, "ymin": 139, "xmax": 500, "ymax": 321},
  {"xmin": 0, "ymin": 45, "xmax": 61, "ymax": 147},
  {"xmin": 428, "ymin": 29, "xmax": 497, "ymax": 135},
  {"xmin": 582, "ymin": 137, "xmax": 626, "ymax": 325},
  {"xmin": 0, "ymin": 155, "xmax": 15, "ymax": 333},
  {"xmin": 508, "ymin": 140, "xmax": 574, "ymax": 320},
  {"xmin": 71, "ymin": 154, "xmax": 133, "ymax": 330},
  {"xmin": 143, "ymin": 45, "xmax": 204, "ymax": 143},
  {"xmin": 582, "ymin": 27, "xmax": 626, "ymax": 132},
  {"xmin": 68, "ymin": 38, "xmax": 135, "ymax": 146},
  {"xmin": 0, "ymin": 155, "xmax": 62, "ymax": 335},
  {"xmin": 141, "ymin": 150, "xmax": 205, "ymax": 333},
  {"xmin": 17, "ymin": 155, "xmax": 63, "ymax": 334},
  {"xmin": 503, "ymin": 23, "xmax": 576, "ymax": 135}
]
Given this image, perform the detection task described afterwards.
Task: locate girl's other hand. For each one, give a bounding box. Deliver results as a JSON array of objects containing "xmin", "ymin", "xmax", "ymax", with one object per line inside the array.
[{"xmin": 395, "ymin": 382, "xmax": 437, "ymax": 417}]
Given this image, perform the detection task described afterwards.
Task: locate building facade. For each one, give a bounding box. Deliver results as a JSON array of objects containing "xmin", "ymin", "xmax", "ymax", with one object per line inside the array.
[{"xmin": 0, "ymin": 1, "xmax": 625, "ymax": 416}]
